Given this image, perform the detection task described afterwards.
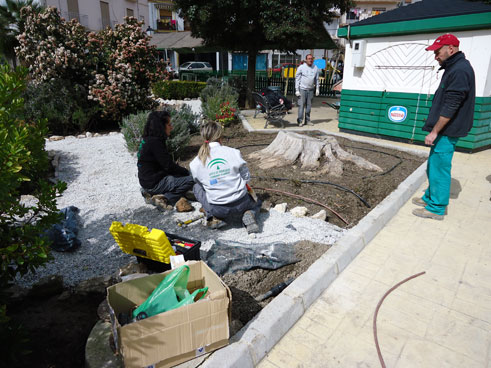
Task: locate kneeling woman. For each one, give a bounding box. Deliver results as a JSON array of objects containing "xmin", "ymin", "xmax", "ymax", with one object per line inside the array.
[
  {"xmin": 190, "ymin": 122, "xmax": 260, "ymax": 233},
  {"xmin": 137, "ymin": 111, "xmax": 194, "ymax": 210}
]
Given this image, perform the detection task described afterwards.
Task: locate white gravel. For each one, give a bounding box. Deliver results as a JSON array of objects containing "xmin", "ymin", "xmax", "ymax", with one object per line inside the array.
[{"xmin": 16, "ymin": 132, "xmax": 345, "ymax": 288}]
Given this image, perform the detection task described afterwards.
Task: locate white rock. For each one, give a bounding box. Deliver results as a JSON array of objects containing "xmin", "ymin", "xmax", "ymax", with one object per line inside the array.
[
  {"xmin": 311, "ymin": 210, "xmax": 327, "ymax": 221},
  {"xmin": 290, "ymin": 206, "xmax": 308, "ymax": 217},
  {"xmin": 65, "ymin": 135, "xmax": 76, "ymax": 140},
  {"xmin": 109, "ymin": 131, "xmax": 119, "ymax": 135},
  {"xmin": 93, "ymin": 133, "xmax": 101, "ymax": 137},
  {"xmin": 86, "ymin": 132, "xmax": 93, "ymax": 138},
  {"xmin": 77, "ymin": 134, "xmax": 86, "ymax": 139},
  {"xmin": 49, "ymin": 135, "xmax": 64, "ymax": 141},
  {"xmin": 272, "ymin": 203, "xmax": 287, "ymax": 213}
]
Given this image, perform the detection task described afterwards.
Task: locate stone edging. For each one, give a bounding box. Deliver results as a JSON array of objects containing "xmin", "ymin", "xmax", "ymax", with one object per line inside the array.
[{"xmin": 199, "ymin": 116, "xmax": 429, "ymax": 367}]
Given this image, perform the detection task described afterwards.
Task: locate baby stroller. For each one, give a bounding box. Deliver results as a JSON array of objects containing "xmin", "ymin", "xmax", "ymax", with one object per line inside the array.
[{"xmin": 252, "ymin": 87, "xmax": 290, "ymax": 128}]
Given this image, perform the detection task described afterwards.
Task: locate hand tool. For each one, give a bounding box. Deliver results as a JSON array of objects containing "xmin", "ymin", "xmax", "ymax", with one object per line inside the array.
[{"xmin": 177, "ymin": 213, "xmax": 204, "ymax": 227}]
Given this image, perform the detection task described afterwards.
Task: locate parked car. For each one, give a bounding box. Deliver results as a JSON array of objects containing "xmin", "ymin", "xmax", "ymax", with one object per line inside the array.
[
  {"xmin": 272, "ymin": 63, "xmax": 299, "ymax": 73},
  {"xmin": 178, "ymin": 61, "xmax": 213, "ymax": 75}
]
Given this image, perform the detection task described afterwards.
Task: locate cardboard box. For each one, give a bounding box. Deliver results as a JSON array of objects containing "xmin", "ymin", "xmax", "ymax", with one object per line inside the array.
[{"xmin": 107, "ymin": 261, "xmax": 231, "ymax": 368}]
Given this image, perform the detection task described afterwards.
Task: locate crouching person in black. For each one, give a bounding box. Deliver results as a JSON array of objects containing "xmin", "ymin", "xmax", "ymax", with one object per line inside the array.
[{"xmin": 137, "ymin": 111, "xmax": 194, "ymax": 211}]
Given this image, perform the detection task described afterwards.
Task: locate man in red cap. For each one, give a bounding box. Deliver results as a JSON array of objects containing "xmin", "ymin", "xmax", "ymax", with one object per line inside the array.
[{"xmin": 412, "ymin": 34, "xmax": 475, "ymax": 220}]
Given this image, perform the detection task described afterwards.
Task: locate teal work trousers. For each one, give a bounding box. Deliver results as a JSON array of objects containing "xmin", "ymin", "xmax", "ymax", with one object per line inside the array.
[{"xmin": 422, "ymin": 135, "xmax": 459, "ymax": 215}]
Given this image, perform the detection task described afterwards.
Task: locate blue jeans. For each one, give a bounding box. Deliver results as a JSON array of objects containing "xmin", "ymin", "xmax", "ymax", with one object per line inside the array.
[
  {"xmin": 422, "ymin": 135, "xmax": 459, "ymax": 215},
  {"xmin": 297, "ymin": 89, "xmax": 314, "ymax": 123}
]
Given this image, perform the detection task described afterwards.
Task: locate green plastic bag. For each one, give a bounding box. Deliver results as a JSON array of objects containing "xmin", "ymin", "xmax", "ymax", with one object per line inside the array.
[{"xmin": 132, "ymin": 265, "xmax": 208, "ymax": 320}]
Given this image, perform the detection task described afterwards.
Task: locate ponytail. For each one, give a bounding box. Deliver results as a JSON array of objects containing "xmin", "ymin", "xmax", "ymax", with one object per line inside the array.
[{"xmin": 198, "ymin": 122, "xmax": 223, "ymax": 165}]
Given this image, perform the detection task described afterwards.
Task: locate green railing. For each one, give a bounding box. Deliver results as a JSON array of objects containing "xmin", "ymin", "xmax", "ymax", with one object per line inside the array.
[{"xmin": 178, "ymin": 71, "xmax": 336, "ymax": 97}]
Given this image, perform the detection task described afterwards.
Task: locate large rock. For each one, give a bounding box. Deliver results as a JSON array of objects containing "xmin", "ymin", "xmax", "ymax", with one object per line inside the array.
[
  {"xmin": 311, "ymin": 210, "xmax": 327, "ymax": 221},
  {"xmin": 28, "ymin": 275, "xmax": 64, "ymax": 298},
  {"xmin": 85, "ymin": 321, "xmax": 123, "ymax": 368},
  {"xmin": 272, "ymin": 203, "xmax": 287, "ymax": 213},
  {"xmin": 290, "ymin": 206, "xmax": 308, "ymax": 217},
  {"xmin": 75, "ymin": 275, "xmax": 113, "ymax": 295}
]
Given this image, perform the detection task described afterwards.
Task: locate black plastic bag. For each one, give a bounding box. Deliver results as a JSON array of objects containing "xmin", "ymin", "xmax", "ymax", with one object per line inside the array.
[
  {"xmin": 201, "ymin": 240, "xmax": 298, "ymax": 276},
  {"xmin": 45, "ymin": 206, "xmax": 81, "ymax": 252}
]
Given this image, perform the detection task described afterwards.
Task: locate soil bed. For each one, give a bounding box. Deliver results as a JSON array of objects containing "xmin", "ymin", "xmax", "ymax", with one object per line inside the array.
[{"xmin": 7, "ymin": 123, "xmax": 424, "ymax": 367}]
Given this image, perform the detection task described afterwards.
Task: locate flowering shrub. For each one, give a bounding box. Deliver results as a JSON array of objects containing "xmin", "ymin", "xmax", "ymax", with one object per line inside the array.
[
  {"xmin": 216, "ymin": 102, "xmax": 236, "ymax": 125},
  {"xmin": 200, "ymin": 77, "xmax": 239, "ymax": 123},
  {"xmin": 16, "ymin": 6, "xmax": 165, "ymax": 127}
]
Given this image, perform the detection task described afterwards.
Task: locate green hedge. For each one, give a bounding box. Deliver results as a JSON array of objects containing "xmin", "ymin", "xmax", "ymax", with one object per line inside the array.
[{"xmin": 152, "ymin": 80, "xmax": 206, "ymax": 100}]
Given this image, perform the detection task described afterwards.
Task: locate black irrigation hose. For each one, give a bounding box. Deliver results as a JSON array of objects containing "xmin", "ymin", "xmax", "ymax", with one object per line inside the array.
[
  {"xmin": 235, "ymin": 143, "xmax": 270, "ymax": 150},
  {"xmin": 344, "ymin": 145, "xmax": 404, "ymax": 179},
  {"xmin": 252, "ymin": 175, "xmax": 371, "ymax": 208}
]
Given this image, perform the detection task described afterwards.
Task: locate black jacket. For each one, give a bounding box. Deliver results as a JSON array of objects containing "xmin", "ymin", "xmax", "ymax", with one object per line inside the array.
[
  {"xmin": 423, "ymin": 52, "xmax": 475, "ymax": 137},
  {"xmin": 137, "ymin": 136, "xmax": 189, "ymax": 189}
]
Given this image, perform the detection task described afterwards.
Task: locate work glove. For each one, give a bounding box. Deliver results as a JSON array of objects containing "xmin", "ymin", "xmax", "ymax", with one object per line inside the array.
[
  {"xmin": 295, "ymin": 90, "xmax": 300, "ymax": 97},
  {"xmin": 315, "ymin": 88, "xmax": 320, "ymax": 97}
]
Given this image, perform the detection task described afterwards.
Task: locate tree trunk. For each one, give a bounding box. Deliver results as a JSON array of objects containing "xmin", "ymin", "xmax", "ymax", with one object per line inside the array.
[
  {"xmin": 246, "ymin": 49, "xmax": 257, "ymax": 109},
  {"xmin": 248, "ymin": 131, "xmax": 383, "ymax": 177}
]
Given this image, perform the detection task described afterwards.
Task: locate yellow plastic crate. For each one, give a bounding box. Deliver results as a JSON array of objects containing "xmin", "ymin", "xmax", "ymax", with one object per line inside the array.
[{"xmin": 109, "ymin": 221, "xmax": 175, "ymax": 263}]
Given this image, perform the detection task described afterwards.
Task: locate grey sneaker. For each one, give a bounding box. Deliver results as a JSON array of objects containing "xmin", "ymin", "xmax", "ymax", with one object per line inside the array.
[
  {"xmin": 205, "ymin": 217, "xmax": 226, "ymax": 230},
  {"xmin": 412, "ymin": 197, "xmax": 427, "ymax": 207},
  {"xmin": 151, "ymin": 195, "xmax": 173, "ymax": 211},
  {"xmin": 242, "ymin": 210, "xmax": 260, "ymax": 234},
  {"xmin": 412, "ymin": 208, "xmax": 444, "ymax": 221},
  {"xmin": 306, "ymin": 121, "xmax": 314, "ymax": 126},
  {"xmin": 297, "ymin": 119, "xmax": 304, "ymax": 127}
]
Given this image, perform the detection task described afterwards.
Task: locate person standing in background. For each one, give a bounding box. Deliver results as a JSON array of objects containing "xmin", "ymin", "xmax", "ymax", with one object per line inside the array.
[{"xmin": 295, "ymin": 54, "xmax": 319, "ymax": 126}]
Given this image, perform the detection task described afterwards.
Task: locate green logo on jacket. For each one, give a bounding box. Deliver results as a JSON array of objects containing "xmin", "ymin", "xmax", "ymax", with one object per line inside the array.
[{"xmin": 207, "ymin": 158, "xmax": 230, "ymax": 178}]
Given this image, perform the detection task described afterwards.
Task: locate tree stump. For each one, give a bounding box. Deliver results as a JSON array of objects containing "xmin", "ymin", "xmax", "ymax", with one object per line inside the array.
[{"xmin": 248, "ymin": 131, "xmax": 383, "ymax": 177}]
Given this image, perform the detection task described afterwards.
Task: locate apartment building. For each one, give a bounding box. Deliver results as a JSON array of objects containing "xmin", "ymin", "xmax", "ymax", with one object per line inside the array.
[{"xmin": 39, "ymin": 0, "xmax": 149, "ymax": 32}]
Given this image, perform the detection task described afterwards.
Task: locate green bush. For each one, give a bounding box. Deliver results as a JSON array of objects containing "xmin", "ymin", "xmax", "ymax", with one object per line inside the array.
[
  {"xmin": 152, "ymin": 80, "xmax": 206, "ymax": 100},
  {"xmin": 120, "ymin": 111, "xmax": 149, "ymax": 153},
  {"xmin": 0, "ymin": 64, "xmax": 66, "ymax": 362},
  {"xmin": 121, "ymin": 105, "xmax": 198, "ymax": 160},
  {"xmin": 200, "ymin": 77, "xmax": 239, "ymax": 122},
  {"xmin": 23, "ymin": 79, "xmax": 100, "ymax": 135},
  {"xmin": 0, "ymin": 64, "xmax": 65, "ymax": 289}
]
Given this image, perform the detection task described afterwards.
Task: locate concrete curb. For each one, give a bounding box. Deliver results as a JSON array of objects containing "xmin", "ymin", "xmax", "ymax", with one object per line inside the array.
[{"xmin": 201, "ymin": 122, "xmax": 429, "ymax": 367}]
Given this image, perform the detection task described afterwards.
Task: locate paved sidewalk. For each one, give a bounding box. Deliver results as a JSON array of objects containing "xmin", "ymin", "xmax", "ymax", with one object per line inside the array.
[
  {"xmin": 258, "ymin": 149, "xmax": 491, "ymax": 367},
  {"xmin": 246, "ymin": 99, "xmax": 491, "ymax": 367}
]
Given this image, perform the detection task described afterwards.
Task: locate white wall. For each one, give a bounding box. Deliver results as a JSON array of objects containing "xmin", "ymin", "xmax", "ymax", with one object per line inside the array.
[
  {"xmin": 343, "ymin": 30, "xmax": 491, "ymax": 97},
  {"xmin": 44, "ymin": 0, "xmax": 149, "ymax": 31}
]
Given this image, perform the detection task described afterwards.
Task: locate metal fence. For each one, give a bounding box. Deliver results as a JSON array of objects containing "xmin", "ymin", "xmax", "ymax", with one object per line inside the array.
[{"xmin": 179, "ymin": 72, "xmax": 336, "ymax": 97}]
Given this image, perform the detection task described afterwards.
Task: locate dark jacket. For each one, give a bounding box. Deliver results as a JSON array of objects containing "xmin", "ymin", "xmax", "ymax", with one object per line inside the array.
[
  {"xmin": 137, "ymin": 136, "xmax": 189, "ymax": 189},
  {"xmin": 423, "ymin": 52, "xmax": 475, "ymax": 137}
]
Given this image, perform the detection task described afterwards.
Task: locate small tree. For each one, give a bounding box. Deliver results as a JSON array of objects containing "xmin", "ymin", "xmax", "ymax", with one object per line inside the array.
[{"xmin": 174, "ymin": 0, "xmax": 352, "ymax": 107}]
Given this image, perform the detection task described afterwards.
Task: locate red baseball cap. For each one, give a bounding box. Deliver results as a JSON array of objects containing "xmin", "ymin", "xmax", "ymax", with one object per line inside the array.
[{"xmin": 426, "ymin": 34, "xmax": 460, "ymax": 51}]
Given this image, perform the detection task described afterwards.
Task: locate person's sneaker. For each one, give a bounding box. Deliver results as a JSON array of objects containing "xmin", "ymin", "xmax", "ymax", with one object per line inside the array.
[
  {"xmin": 141, "ymin": 189, "xmax": 152, "ymax": 204},
  {"xmin": 412, "ymin": 208, "xmax": 444, "ymax": 221},
  {"xmin": 242, "ymin": 210, "xmax": 260, "ymax": 234},
  {"xmin": 151, "ymin": 195, "xmax": 173, "ymax": 211},
  {"xmin": 306, "ymin": 121, "xmax": 314, "ymax": 126},
  {"xmin": 175, "ymin": 197, "xmax": 193, "ymax": 212},
  {"xmin": 297, "ymin": 119, "xmax": 304, "ymax": 127},
  {"xmin": 412, "ymin": 197, "xmax": 427, "ymax": 207},
  {"xmin": 205, "ymin": 217, "xmax": 226, "ymax": 230}
]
